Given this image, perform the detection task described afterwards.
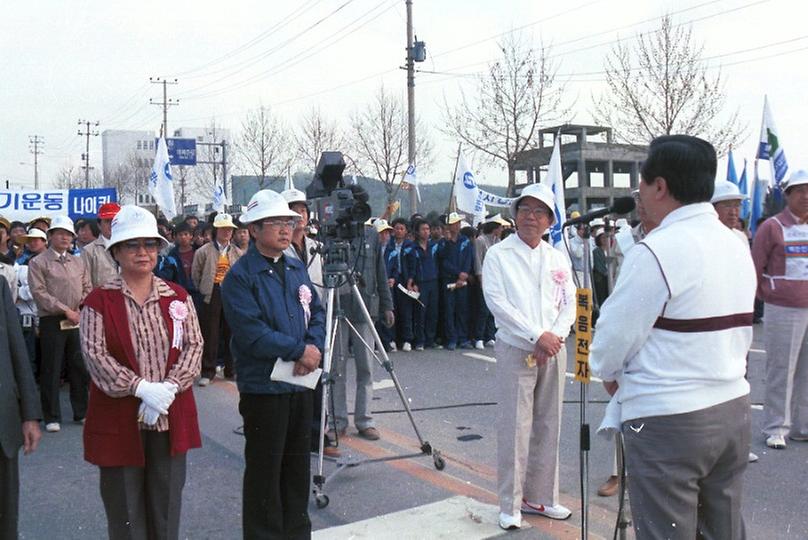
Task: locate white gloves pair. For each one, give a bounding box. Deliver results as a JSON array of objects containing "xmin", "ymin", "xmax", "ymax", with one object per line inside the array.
[{"xmin": 135, "ymin": 380, "xmax": 179, "ymax": 426}]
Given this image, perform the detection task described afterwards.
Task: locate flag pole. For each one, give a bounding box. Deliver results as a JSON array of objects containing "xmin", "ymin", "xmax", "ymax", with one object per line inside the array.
[{"xmin": 447, "ymin": 143, "xmax": 461, "ymax": 213}]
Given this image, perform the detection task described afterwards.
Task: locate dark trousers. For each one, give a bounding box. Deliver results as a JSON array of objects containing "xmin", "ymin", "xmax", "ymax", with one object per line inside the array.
[
  {"xmin": 39, "ymin": 316, "xmax": 88, "ymax": 424},
  {"xmin": 413, "ymin": 280, "xmax": 438, "ymax": 347},
  {"xmin": 99, "ymin": 431, "xmax": 187, "ymax": 540},
  {"xmin": 474, "ymin": 285, "xmax": 496, "ymax": 343},
  {"xmin": 202, "ymin": 285, "xmax": 233, "ymax": 379},
  {"xmin": 442, "ymin": 282, "xmax": 469, "ymax": 346},
  {"xmin": 0, "ymin": 454, "xmax": 19, "ymax": 540},
  {"xmin": 393, "ymin": 287, "xmax": 414, "ymax": 344},
  {"xmin": 21, "ymin": 320, "xmax": 37, "ymax": 381},
  {"xmin": 240, "ymin": 392, "xmax": 313, "ymax": 540},
  {"xmin": 622, "ymin": 395, "xmax": 750, "ymax": 540}
]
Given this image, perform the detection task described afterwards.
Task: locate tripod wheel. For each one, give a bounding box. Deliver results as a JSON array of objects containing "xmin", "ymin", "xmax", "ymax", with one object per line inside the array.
[
  {"xmin": 315, "ymin": 494, "xmax": 330, "ymax": 509},
  {"xmin": 433, "ymin": 455, "xmax": 445, "ymax": 471}
]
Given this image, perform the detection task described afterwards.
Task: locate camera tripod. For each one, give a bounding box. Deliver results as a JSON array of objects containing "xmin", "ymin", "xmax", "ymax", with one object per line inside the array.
[{"xmin": 312, "ymin": 270, "xmax": 444, "ymax": 509}]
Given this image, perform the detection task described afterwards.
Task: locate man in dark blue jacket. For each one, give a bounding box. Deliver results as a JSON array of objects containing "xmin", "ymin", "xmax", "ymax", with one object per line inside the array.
[
  {"xmin": 438, "ymin": 212, "xmax": 474, "ymax": 350},
  {"xmin": 411, "ymin": 218, "xmax": 439, "ymax": 350},
  {"xmin": 222, "ymin": 190, "xmax": 325, "ymax": 540},
  {"xmin": 385, "ymin": 218, "xmax": 417, "ymax": 351}
]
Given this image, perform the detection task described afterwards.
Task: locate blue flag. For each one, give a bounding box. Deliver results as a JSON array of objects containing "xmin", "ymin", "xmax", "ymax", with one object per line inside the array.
[
  {"xmin": 738, "ymin": 160, "xmax": 750, "ymax": 221},
  {"xmin": 750, "ymin": 162, "xmax": 766, "ymax": 237},
  {"xmin": 726, "ymin": 150, "xmax": 739, "ymax": 186}
]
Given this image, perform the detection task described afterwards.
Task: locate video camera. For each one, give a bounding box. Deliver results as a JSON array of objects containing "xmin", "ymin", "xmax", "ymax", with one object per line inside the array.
[{"xmin": 306, "ymin": 151, "xmax": 371, "ymax": 241}]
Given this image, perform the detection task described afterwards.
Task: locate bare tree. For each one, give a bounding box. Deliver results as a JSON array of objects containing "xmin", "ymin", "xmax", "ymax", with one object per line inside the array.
[
  {"xmin": 53, "ymin": 163, "xmax": 104, "ymax": 189},
  {"xmin": 592, "ymin": 15, "xmax": 745, "ymax": 154},
  {"xmin": 104, "ymin": 153, "xmax": 151, "ymax": 204},
  {"xmin": 443, "ymin": 34, "xmax": 568, "ymax": 196},
  {"xmin": 190, "ymin": 119, "xmax": 227, "ymax": 209},
  {"xmin": 349, "ymin": 85, "xmax": 433, "ymax": 201},
  {"xmin": 295, "ymin": 106, "xmax": 344, "ymax": 171},
  {"xmin": 235, "ymin": 105, "xmax": 291, "ymax": 189}
]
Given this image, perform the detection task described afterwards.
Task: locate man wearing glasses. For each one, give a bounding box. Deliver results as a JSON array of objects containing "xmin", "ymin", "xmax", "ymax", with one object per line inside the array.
[
  {"xmin": 482, "ymin": 183, "xmax": 577, "ymax": 530},
  {"xmin": 222, "ymin": 190, "xmax": 325, "ymax": 539}
]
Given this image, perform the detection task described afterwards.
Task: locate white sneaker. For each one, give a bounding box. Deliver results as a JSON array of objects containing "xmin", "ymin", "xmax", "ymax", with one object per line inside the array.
[
  {"xmin": 198, "ymin": 377, "xmax": 210, "ymax": 387},
  {"xmin": 474, "ymin": 340, "xmax": 485, "ymax": 350},
  {"xmin": 766, "ymin": 435, "xmax": 786, "ymax": 449},
  {"xmin": 388, "ymin": 342, "xmax": 397, "ymax": 352},
  {"xmin": 748, "ymin": 452, "xmax": 759, "ymax": 463},
  {"xmin": 402, "ymin": 342, "xmax": 412, "ymax": 352},
  {"xmin": 520, "ymin": 500, "xmax": 572, "ymax": 520},
  {"xmin": 498, "ymin": 512, "xmax": 521, "ymax": 530},
  {"xmin": 485, "ymin": 339, "xmax": 496, "ymax": 347},
  {"xmin": 415, "ymin": 345, "xmax": 425, "ymax": 351},
  {"xmin": 45, "ymin": 422, "xmax": 61, "ymax": 433}
]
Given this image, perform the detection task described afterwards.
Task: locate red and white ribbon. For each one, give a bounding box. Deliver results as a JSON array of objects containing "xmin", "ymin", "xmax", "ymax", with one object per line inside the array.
[{"xmin": 168, "ymin": 300, "xmax": 189, "ymax": 350}]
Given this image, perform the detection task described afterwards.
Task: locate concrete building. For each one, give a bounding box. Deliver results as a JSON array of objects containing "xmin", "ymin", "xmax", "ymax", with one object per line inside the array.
[
  {"xmin": 513, "ymin": 124, "xmax": 648, "ymax": 212},
  {"xmin": 101, "ymin": 129, "xmax": 156, "ymax": 180}
]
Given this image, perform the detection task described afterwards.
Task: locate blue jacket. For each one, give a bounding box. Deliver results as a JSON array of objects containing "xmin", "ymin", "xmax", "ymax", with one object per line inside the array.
[
  {"xmin": 437, "ymin": 236, "xmax": 473, "ymax": 282},
  {"xmin": 221, "ymin": 246, "xmax": 326, "ymax": 395},
  {"xmin": 413, "ymin": 240, "xmax": 439, "ymax": 283},
  {"xmin": 166, "ymin": 246, "xmax": 198, "ymax": 295},
  {"xmin": 384, "ymin": 238, "xmax": 417, "ymax": 285}
]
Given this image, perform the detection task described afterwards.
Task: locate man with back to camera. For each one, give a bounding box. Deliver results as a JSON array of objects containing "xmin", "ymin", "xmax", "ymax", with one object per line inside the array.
[
  {"xmin": 590, "ymin": 135, "xmax": 756, "ymax": 539},
  {"xmin": 222, "ymin": 190, "xmax": 325, "ymax": 539},
  {"xmin": 751, "ymin": 169, "xmax": 808, "ymax": 450}
]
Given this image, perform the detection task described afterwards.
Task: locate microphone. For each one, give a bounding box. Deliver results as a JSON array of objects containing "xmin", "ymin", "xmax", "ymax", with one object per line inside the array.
[{"xmin": 562, "ymin": 196, "xmax": 636, "ymax": 228}]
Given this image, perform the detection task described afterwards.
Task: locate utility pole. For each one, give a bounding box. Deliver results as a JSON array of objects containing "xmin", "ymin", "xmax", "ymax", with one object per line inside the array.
[
  {"xmin": 77, "ymin": 119, "xmax": 99, "ymax": 188},
  {"xmin": 405, "ymin": 0, "xmax": 426, "ymax": 214},
  {"xmin": 28, "ymin": 135, "xmax": 43, "ymax": 189},
  {"xmin": 149, "ymin": 77, "xmax": 179, "ymax": 138}
]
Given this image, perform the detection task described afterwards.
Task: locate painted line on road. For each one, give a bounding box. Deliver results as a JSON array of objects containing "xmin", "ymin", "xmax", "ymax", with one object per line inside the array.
[
  {"xmin": 462, "ymin": 352, "xmax": 496, "ymax": 363},
  {"xmin": 750, "ymin": 348, "xmax": 766, "ymax": 354},
  {"xmin": 372, "ymin": 379, "xmax": 394, "ymax": 390}
]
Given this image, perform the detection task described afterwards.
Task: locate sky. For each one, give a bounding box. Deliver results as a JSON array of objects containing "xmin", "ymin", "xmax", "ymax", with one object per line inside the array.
[{"xmin": 2, "ymin": 0, "xmax": 807, "ymax": 193}]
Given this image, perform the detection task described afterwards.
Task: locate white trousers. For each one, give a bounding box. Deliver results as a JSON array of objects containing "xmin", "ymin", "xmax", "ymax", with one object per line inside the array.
[
  {"xmin": 763, "ymin": 303, "xmax": 808, "ymax": 438},
  {"xmin": 495, "ymin": 341, "xmax": 565, "ymax": 515}
]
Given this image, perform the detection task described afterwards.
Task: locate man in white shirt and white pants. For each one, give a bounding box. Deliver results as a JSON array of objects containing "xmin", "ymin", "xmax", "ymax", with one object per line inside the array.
[
  {"xmin": 483, "ymin": 183, "xmax": 576, "ymax": 530},
  {"xmin": 590, "ymin": 135, "xmax": 756, "ymax": 539}
]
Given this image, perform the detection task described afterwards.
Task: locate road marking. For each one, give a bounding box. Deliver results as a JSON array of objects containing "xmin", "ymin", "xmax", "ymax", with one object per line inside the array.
[
  {"xmin": 566, "ymin": 371, "xmax": 603, "ymax": 383},
  {"xmin": 750, "ymin": 348, "xmax": 766, "ymax": 354},
  {"xmin": 751, "ymin": 404, "xmax": 764, "ymax": 410},
  {"xmin": 462, "ymin": 352, "xmax": 496, "ymax": 363},
  {"xmin": 372, "ymin": 379, "xmax": 394, "ymax": 390}
]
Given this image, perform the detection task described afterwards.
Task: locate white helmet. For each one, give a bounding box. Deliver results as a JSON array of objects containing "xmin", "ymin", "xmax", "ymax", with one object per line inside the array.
[
  {"xmin": 510, "ymin": 183, "xmax": 556, "ymax": 224},
  {"xmin": 240, "ymin": 190, "xmax": 301, "ymax": 224},
  {"xmin": 213, "ymin": 213, "xmax": 238, "ymax": 229},
  {"xmin": 47, "ymin": 215, "xmax": 76, "ymax": 236},
  {"xmin": 281, "ymin": 188, "xmax": 307, "ymax": 205},
  {"xmin": 711, "ymin": 180, "xmax": 748, "ymax": 204},
  {"xmin": 783, "ymin": 169, "xmax": 808, "ymax": 191},
  {"xmin": 107, "ymin": 205, "xmax": 168, "ymax": 251}
]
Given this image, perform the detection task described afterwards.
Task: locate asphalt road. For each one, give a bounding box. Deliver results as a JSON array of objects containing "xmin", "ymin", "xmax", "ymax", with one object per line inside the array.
[{"xmin": 17, "ymin": 323, "xmax": 808, "ymax": 539}]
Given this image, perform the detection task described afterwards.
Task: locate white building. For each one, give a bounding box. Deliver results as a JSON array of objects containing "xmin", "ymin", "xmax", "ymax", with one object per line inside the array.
[{"xmin": 101, "ymin": 129, "xmax": 157, "ymax": 180}]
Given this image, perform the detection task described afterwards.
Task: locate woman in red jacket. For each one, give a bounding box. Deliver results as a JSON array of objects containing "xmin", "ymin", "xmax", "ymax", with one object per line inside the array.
[{"xmin": 80, "ymin": 205, "xmax": 203, "ymax": 540}]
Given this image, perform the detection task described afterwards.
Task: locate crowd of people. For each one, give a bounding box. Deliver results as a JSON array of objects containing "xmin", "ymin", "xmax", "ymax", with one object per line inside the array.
[{"xmin": 0, "ymin": 138, "xmax": 805, "ymax": 538}]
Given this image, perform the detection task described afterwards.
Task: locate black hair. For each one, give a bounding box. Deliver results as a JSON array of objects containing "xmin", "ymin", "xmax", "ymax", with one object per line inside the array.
[
  {"xmin": 76, "ymin": 219, "xmax": 100, "ymax": 237},
  {"xmin": 174, "ymin": 222, "xmax": 193, "ymax": 235},
  {"xmin": 9, "ymin": 221, "xmax": 26, "ymax": 232},
  {"xmin": 412, "ymin": 218, "xmax": 429, "ymax": 233},
  {"xmin": 391, "ymin": 217, "xmax": 409, "ymax": 229},
  {"xmin": 501, "ymin": 228, "xmax": 514, "ymax": 240},
  {"xmin": 640, "ymin": 135, "xmax": 717, "ymax": 204},
  {"xmin": 460, "ymin": 226, "xmax": 476, "ymax": 239},
  {"xmin": 194, "ymin": 223, "xmax": 212, "ymax": 236},
  {"xmin": 481, "ymin": 221, "xmax": 501, "ymax": 235}
]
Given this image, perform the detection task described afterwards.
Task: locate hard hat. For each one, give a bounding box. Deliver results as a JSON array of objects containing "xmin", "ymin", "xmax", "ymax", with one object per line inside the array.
[
  {"xmin": 281, "ymin": 188, "xmax": 307, "ymax": 205},
  {"xmin": 98, "ymin": 202, "xmax": 122, "ymax": 220},
  {"xmin": 783, "ymin": 169, "xmax": 808, "ymax": 191},
  {"xmin": 374, "ymin": 219, "xmax": 393, "ymax": 233},
  {"xmin": 213, "ymin": 213, "xmax": 238, "ymax": 229},
  {"xmin": 28, "ymin": 216, "xmax": 51, "ymax": 228},
  {"xmin": 240, "ymin": 190, "xmax": 300, "ymax": 224},
  {"xmin": 47, "ymin": 215, "xmax": 76, "ymax": 236},
  {"xmin": 510, "ymin": 183, "xmax": 556, "ymax": 224},
  {"xmin": 107, "ymin": 205, "xmax": 168, "ymax": 251},
  {"xmin": 484, "ymin": 213, "xmax": 510, "ymax": 227},
  {"xmin": 711, "ymin": 180, "xmax": 748, "ymax": 204},
  {"xmin": 22, "ymin": 228, "xmax": 47, "ymax": 242}
]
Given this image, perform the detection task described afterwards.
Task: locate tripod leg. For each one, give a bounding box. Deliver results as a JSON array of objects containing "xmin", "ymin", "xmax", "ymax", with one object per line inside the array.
[{"xmin": 315, "ymin": 288, "xmax": 336, "ymax": 490}]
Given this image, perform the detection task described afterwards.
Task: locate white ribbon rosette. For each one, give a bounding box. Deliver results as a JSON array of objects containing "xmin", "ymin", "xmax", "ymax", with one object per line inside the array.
[
  {"xmin": 168, "ymin": 300, "xmax": 189, "ymax": 349},
  {"xmin": 298, "ymin": 285, "xmax": 312, "ymax": 327}
]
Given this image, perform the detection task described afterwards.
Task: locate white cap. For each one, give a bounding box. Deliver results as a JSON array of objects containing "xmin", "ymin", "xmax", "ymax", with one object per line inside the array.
[
  {"xmin": 783, "ymin": 169, "xmax": 808, "ymax": 191},
  {"xmin": 484, "ymin": 213, "xmax": 510, "ymax": 227},
  {"xmin": 446, "ymin": 212, "xmax": 463, "ymax": 225},
  {"xmin": 23, "ymin": 228, "xmax": 47, "ymax": 241},
  {"xmin": 510, "ymin": 183, "xmax": 556, "ymax": 224},
  {"xmin": 711, "ymin": 180, "xmax": 748, "ymax": 203},
  {"xmin": 615, "ymin": 218, "xmax": 630, "ymax": 231},
  {"xmin": 281, "ymin": 188, "xmax": 307, "ymax": 205},
  {"xmin": 240, "ymin": 190, "xmax": 301, "ymax": 224},
  {"xmin": 590, "ymin": 218, "xmax": 605, "ymax": 228},
  {"xmin": 373, "ymin": 219, "xmax": 393, "ymax": 233},
  {"xmin": 364, "ymin": 217, "xmax": 378, "ymax": 226},
  {"xmin": 107, "ymin": 205, "xmax": 169, "ymax": 251},
  {"xmin": 47, "ymin": 215, "xmax": 76, "ymax": 236},
  {"xmin": 213, "ymin": 213, "xmax": 238, "ymax": 229}
]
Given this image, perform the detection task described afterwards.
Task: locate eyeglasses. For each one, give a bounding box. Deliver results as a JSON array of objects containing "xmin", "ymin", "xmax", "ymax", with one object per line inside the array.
[
  {"xmin": 516, "ymin": 206, "xmax": 552, "ymax": 218},
  {"xmin": 261, "ymin": 219, "xmax": 297, "ymax": 230},
  {"xmin": 121, "ymin": 239, "xmax": 161, "ymax": 251}
]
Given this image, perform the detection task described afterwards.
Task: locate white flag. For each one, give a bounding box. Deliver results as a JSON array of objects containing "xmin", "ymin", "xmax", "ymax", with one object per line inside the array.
[
  {"xmin": 540, "ymin": 138, "xmax": 567, "ymax": 250},
  {"xmin": 403, "ymin": 163, "xmax": 421, "ymax": 202},
  {"xmin": 455, "ymin": 154, "xmax": 484, "ymax": 216},
  {"xmin": 149, "ymin": 137, "xmax": 177, "ymax": 219},
  {"xmin": 757, "ymin": 96, "xmax": 788, "ymax": 186},
  {"xmin": 212, "ymin": 183, "xmax": 228, "ymax": 212}
]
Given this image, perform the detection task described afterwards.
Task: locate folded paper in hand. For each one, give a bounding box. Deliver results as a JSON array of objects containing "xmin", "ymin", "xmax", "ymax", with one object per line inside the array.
[
  {"xmin": 270, "ymin": 358, "xmax": 322, "ymax": 390},
  {"xmin": 397, "ymin": 283, "xmax": 420, "ymax": 300}
]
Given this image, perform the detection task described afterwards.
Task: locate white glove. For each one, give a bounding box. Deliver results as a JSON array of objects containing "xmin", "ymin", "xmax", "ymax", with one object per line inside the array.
[
  {"xmin": 134, "ymin": 380, "xmax": 175, "ymax": 414},
  {"xmin": 163, "ymin": 381, "xmax": 179, "ymax": 395},
  {"xmin": 138, "ymin": 403, "xmax": 161, "ymax": 426}
]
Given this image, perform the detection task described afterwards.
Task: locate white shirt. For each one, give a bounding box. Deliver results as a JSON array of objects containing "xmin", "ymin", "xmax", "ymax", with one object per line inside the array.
[{"xmin": 482, "ymin": 234, "xmax": 576, "ymax": 351}]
